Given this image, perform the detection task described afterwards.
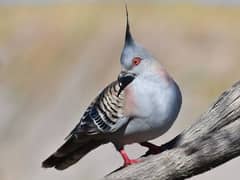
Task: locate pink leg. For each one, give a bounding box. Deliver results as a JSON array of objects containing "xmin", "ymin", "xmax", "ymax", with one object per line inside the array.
[{"xmin": 119, "ymin": 149, "xmax": 139, "ymax": 167}]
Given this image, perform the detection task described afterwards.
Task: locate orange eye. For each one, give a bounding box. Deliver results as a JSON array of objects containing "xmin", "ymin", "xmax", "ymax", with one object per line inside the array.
[{"xmin": 132, "ymin": 57, "xmax": 142, "ymax": 66}]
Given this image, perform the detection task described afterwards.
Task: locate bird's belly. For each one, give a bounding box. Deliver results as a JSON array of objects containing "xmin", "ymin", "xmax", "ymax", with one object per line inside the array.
[
  {"xmin": 115, "ymin": 82, "xmax": 181, "ymax": 145},
  {"xmin": 115, "ymin": 115, "xmax": 173, "ymax": 145}
]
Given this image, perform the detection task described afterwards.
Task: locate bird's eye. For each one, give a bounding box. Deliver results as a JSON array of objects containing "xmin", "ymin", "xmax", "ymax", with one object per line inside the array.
[{"xmin": 132, "ymin": 57, "xmax": 142, "ymax": 66}]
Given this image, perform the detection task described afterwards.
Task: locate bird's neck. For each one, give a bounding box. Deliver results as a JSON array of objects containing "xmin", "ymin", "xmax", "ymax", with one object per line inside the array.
[{"xmin": 140, "ymin": 61, "xmax": 174, "ymax": 86}]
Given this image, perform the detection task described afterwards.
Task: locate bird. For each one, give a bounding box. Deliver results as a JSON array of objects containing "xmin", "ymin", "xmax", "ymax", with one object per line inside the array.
[{"xmin": 42, "ymin": 5, "xmax": 182, "ymax": 170}]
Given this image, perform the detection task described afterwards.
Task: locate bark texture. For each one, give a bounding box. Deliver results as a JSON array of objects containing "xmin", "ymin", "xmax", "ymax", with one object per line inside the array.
[{"xmin": 104, "ymin": 81, "xmax": 240, "ymax": 180}]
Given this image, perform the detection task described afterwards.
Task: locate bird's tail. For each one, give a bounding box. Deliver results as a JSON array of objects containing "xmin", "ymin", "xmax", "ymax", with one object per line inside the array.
[{"xmin": 42, "ymin": 137, "xmax": 102, "ymax": 170}]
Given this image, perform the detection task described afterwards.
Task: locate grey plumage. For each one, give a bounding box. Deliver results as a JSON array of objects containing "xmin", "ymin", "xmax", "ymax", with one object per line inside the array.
[
  {"xmin": 42, "ymin": 4, "xmax": 182, "ymax": 170},
  {"xmin": 67, "ymin": 81, "xmax": 127, "ymax": 135},
  {"xmin": 42, "ymin": 81, "xmax": 129, "ymax": 170}
]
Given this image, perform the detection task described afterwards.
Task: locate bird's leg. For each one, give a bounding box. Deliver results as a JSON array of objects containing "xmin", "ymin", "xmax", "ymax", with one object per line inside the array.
[
  {"xmin": 118, "ymin": 147, "xmax": 139, "ymax": 167},
  {"xmin": 140, "ymin": 142, "xmax": 163, "ymax": 156}
]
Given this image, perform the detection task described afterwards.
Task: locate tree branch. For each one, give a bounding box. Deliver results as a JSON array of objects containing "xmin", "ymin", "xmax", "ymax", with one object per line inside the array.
[{"xmin": 104, "ymin": 81, "xmax": 240, "ymax": 180}]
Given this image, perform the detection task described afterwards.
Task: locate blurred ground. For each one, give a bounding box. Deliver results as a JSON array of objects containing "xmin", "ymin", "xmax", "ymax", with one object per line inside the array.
[{"xmin": 0, "ymin": 2, "xmax": 240, "ymax": 180}]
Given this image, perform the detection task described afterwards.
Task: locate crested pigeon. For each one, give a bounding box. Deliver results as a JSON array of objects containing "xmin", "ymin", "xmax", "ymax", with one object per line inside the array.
[{"xmin": 42, "ymin": 5, "xmax": 182, "ymax": 170}]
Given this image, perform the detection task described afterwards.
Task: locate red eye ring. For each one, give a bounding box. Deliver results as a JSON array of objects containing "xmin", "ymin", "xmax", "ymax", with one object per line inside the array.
[{"xmin": 132, "ymin": 57, "xmax": 142, "ymax": 66}]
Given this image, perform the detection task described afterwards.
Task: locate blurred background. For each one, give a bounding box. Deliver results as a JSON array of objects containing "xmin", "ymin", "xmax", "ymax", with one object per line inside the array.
[{"xmin": 0, "ymin": 1, "xmax": 240, "ymax": 180}]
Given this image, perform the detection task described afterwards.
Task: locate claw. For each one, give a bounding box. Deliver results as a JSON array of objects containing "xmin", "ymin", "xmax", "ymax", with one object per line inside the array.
[
  {"xmin": 119, "ymin": 149, "xmax": 140, "ymax": 167},
  {"xmin": 123, "ymin": 158, "xmax": 139, "ymax": 167}
]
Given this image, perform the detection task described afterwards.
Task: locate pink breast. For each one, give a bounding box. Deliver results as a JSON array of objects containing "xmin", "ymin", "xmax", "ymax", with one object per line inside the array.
[{"xmin": 124, "ymin": 87, "xmax": 137, "ymax": 116}]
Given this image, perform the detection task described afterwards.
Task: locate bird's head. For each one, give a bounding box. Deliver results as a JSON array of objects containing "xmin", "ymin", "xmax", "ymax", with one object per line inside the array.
[{"xmin": 117, "ymin": 5, "xmax": 156, "ymax": 96}]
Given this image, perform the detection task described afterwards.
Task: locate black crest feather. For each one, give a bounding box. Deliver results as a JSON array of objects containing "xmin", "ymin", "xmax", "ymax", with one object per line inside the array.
[{"xmin": 125, "ymin": 3, "xmax": 134, "ymax": 45}]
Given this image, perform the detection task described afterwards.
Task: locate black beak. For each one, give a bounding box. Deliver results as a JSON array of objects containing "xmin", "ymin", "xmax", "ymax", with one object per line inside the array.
[{"xmin": 117, "ymin": 71, "xmax": 136, "ymax": 97}]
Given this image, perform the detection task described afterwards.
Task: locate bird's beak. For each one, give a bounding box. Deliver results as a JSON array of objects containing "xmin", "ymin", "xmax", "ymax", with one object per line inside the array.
[{"xmin": 117, "ymin": 71, "xmax": 136, "ymax": 97}]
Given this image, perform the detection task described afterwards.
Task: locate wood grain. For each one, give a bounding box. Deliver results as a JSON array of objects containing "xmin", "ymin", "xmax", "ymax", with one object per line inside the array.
[{"xmin": 104, "ymin": 81, "xmax": 240, "ymax": 180}]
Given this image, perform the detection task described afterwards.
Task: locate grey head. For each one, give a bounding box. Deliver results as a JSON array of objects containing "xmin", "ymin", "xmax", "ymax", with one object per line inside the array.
[
  {"xmin": 120, "ymin": 5, "xmax": 154, "ymax": 72},
  {"xmin": 117, "ymin": 5, "xmax": 156, "ymax": 96}
]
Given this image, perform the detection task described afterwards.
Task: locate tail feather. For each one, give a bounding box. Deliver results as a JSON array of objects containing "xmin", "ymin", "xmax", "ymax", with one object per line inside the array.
[
  {"xmin": 42, "ymin": 154, "xmax": 63, "ymax": 169},
  {"xmin": 42, "ymin": 137, "xmax": 102, "ymax": 170}
]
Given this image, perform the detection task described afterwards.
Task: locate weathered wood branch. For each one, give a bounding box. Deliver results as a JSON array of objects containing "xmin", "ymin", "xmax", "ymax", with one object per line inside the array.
[{"xmin": 104, "ymin": 81, "xmax": 240, "ymax": 180}]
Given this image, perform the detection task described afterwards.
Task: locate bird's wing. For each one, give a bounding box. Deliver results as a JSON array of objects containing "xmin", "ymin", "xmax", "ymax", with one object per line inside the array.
[
  {"xmin": 42, "ymin": 81, "xmax": 129, "ymax": 170},
  {"xmin": 66, "ymin": 80, "xmax": 129, "ymax": 140}
]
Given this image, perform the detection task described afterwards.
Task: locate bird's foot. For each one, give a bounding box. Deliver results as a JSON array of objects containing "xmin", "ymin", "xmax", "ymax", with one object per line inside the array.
[
  {"xmin": 107, "ymin": 158, "xmax": 140, "ymax": 175},
  {"xmin": 119, "ymin": 149, "xmax": 140, "ymax": 167},
  {"xmin": 140, "ymin": 142, "xmax": 163, "ymax": 157},
  {"xmin": 123, "ymin": 159, "xmax": 139, "ymax": 167}
]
